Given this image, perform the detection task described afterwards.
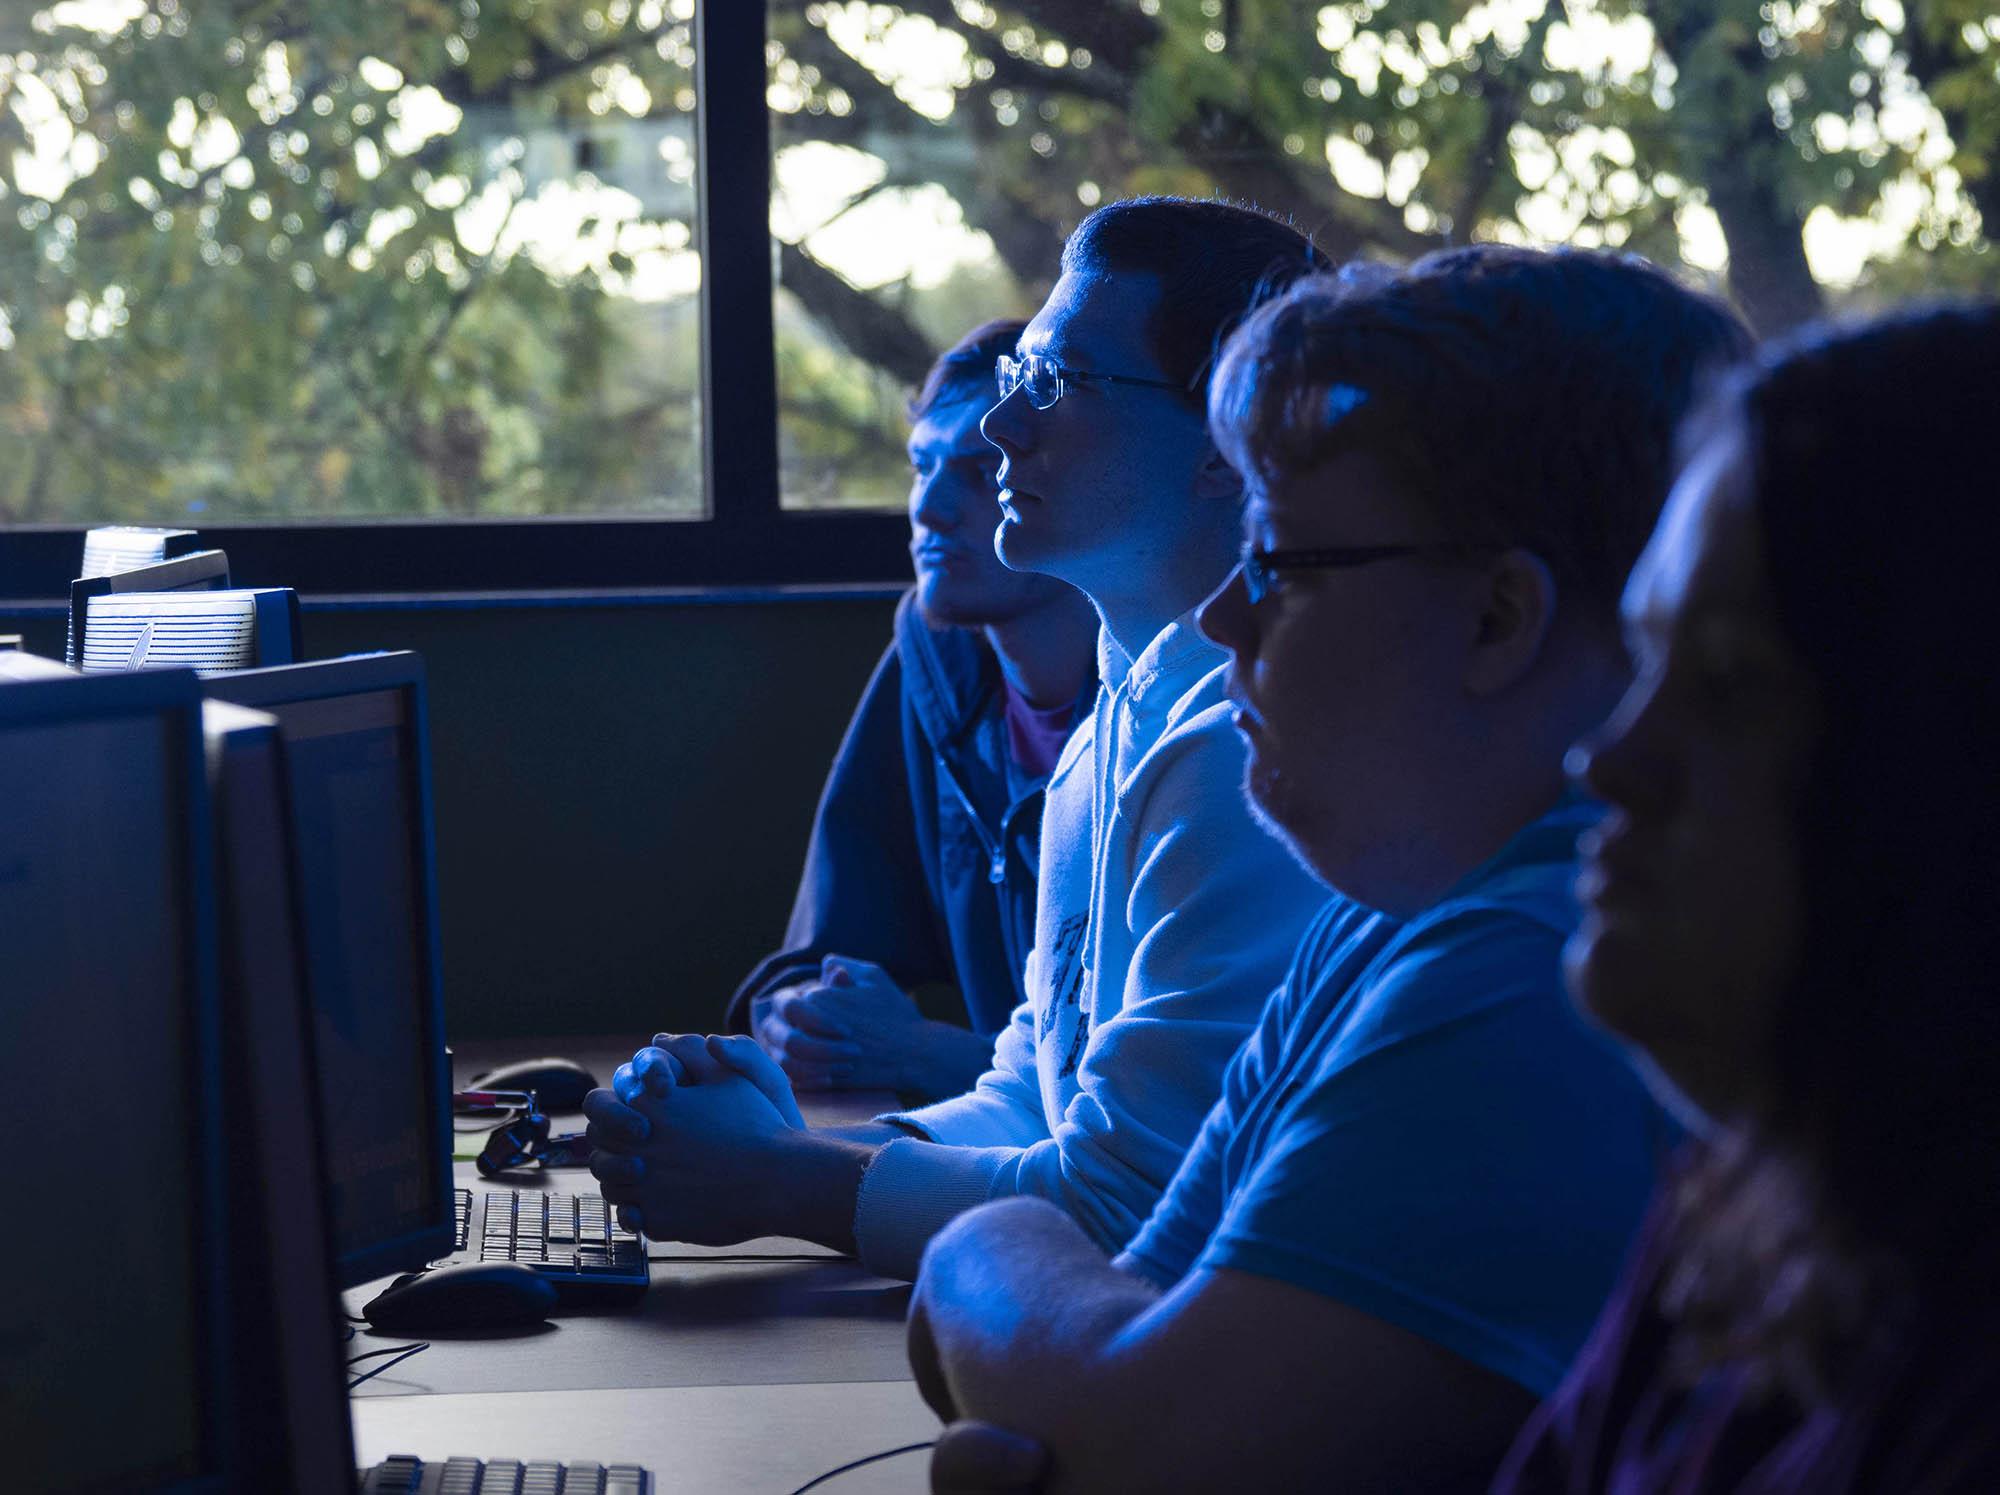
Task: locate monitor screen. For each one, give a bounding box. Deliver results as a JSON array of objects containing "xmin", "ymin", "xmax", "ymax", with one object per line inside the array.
[
  {"xmin": 206, "ymin": 654, "xmax": 453, "ymax": 1285},
  {"xmin": 0, "ymin": 673, "xmax": 227, "ymax": 1493}
]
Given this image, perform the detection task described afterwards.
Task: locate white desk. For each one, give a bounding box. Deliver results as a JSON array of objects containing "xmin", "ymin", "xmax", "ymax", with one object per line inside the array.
[{"xmin": 348, "ymin": 1039, "xmax": 935, "ymax": 1491}]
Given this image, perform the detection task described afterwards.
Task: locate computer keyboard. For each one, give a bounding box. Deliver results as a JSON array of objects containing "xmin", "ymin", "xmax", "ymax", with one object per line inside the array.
[
  {"xmin": 360, "ymin": 1454, "xmax": 650, "ymax": 1494},
  {"xmin": 436, "ymin": 1188, "xmax": 649, "ymax": 1307}
]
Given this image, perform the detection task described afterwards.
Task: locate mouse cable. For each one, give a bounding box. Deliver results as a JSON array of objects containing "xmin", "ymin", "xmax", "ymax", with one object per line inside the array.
[
  {"xmin": 785, "ymin": 1440, "xmax": 937, "ymax": 1495},
  {"xmin": 347, "ymin": 1342, "xmax": 426, "ymax": 1367},
  {"xmin": 346, "ymin": 1342, "xmax": 430, "ymax": 1390}
]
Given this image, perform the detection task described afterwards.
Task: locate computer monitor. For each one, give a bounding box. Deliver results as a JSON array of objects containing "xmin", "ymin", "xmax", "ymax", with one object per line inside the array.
[
  {"xmin": 79, "ymin": 587, "xmax": 302, "ymax": 676},
  {"xmin": 205, "ymin": 653, "xmax": 455, "ymax": 1286},
  {"xmin": 79, "ymin": 524, "xmax": 203, "ymax": 579},
  {"xmin": 202, "ymin": 701, "xmax": 356, "ymax": 1494},
  {"xmin": 67, "ymin": 548, "xmax": 231, "ymax": 666},
  {"xmin": 0, "ymin": 667, "xmax": 233, "ymax": 1493}
]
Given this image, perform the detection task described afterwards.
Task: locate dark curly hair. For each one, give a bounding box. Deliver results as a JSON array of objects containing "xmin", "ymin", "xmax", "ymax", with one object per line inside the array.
[
  {"xmin": 1661, "ymin": 301, "xmax": 2000, "ymax": 1407},
  {"xmin": 1208, "ymin": 244, "xmax": 1752, "ymax": 623}
]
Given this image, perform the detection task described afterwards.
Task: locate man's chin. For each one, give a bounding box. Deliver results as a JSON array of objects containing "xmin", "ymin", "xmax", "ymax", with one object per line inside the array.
[
  {"xmin": 993, "ymin": 513, "xmax": 1056, "ymax": 577},
  {"xmin": 915, "ymin": 580, "xmax": 1015, "ymax": 631},
  {"xmin": 1243, "ymin": 766, "xmax": 1328, "ymax": 882}
]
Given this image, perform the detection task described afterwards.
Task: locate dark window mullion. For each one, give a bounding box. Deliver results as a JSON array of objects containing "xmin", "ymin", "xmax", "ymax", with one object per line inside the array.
[{"xmin": 695, "ymin": 0, "xmax": 781, "ymax": 545}]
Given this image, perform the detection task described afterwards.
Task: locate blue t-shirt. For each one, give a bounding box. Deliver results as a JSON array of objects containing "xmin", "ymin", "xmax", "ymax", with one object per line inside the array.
[{"xmin": 1118, "ymin": 796, "xmax": 1673, "ymax": 1397}]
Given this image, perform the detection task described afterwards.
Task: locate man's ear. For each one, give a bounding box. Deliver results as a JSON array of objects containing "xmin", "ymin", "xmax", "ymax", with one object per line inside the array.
[
  {"xmin": 1191, "ymin": 441, "xmax": 1244, "ymax": 502},
  {"xmin": 1465, "ymin": 548, "xmax": 1557, "ymax": 695}
]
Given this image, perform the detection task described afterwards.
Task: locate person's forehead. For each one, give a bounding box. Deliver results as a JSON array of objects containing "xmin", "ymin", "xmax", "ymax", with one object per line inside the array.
[
  {"xmin": 1624, "ymin": 431, "xmax": 1763, "ymax": 635},
  {"xmin": 1020, "ymin": 268, "xmax": 1169, "ymax": 376},
  {"xmin": 908, "ymin": 393, "xmax": 996, "ymax": 454},
  {"xmin": 1248, "ymin": 449, "xmax": 1422, "ymax": 541}
]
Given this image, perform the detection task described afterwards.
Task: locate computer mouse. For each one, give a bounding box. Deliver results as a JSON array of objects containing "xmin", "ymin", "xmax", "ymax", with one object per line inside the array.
[
  {"xmin": 362, "ymin": 1262, "xmax": 559, "ymax": 1334},
  {"xmin": 469, "ymin": 1056, "xmax": 600, "ymax": 1112}
]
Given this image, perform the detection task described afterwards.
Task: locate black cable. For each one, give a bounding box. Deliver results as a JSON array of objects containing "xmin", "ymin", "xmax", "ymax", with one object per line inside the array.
[
  {"xmin": 347, "ymin": 1342, "xmax": 426, "ymax": 1366},
  {"xmin": 786, "ymin": 1440, "xmax": 937, "ymax": 1494},
  {"xmin": 346, "ymin": 1341, "xmax": 430, "ymax": 1389}
]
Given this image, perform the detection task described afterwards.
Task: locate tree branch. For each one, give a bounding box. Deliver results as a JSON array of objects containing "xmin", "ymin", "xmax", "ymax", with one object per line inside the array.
[
  {"xmin": 777, "ymin": 239, "xmax": 938, "ymax": 387},
  {"xmin": 1452, "ymin": 6, "xmax": 1562, "ymax": 239},
  {"xmin": 1649, "ymin": 0, "xmax": 1824, "ymax": 332}
]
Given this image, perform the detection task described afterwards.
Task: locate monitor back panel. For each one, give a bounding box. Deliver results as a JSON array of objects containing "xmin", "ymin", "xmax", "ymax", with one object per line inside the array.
[
  {"xmin": 0, "ymin": 669, "xmax": 232, "ymax": 1493},
  {"xmin": 203, "ymin": 702, "xmax": 356, "ymax": 1495},
  {"xmin": 206, "ymin": 653, "xmax": 455, "ymax": 1286}
]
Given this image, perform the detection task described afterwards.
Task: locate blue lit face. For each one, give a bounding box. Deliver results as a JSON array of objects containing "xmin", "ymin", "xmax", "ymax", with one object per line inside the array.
[
  {"xmin": 1565, "ymin": 429, "xmax": 1820, "ymax": 1130},
  {"xmin": 907, "ymin": 388, "xmax": 1072, "ymax": 628},
  {"xmin": 1198, "ymin": 448, "xmax": 1496, "ymax": 914},
  {"xmin": 980, "ymin": 268, "xmax": 1212, "ymax": 597}
]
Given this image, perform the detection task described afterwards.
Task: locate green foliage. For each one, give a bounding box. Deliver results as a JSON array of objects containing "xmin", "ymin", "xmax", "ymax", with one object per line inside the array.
[
  {"xmin": 1, "ymin": 0, "xmax": 1993, "ymax": 525},
  {"xmin": 0, "ymin": 0, "xmax": 703, "ymax": 525}
]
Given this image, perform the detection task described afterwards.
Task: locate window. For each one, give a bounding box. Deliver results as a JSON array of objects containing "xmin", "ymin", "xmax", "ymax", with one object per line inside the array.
[
  {"xmin": 2, "ymin": 1, "xmax": 1993, "ymax": 591},
  {"xmin": 767, "ymin": 0, "xmax": 1996, "ymax": 509},
  {"xmin": 3, "ymin": 0, "xmax": 701, "ymax": 525}
]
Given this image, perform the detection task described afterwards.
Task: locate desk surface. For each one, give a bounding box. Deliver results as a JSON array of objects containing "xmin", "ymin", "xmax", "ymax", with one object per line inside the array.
[
  {"xmin": 348, "ymin": 1038, "xmax": 933, "ymax": 1491},
  {"xmin": 352, "ymin": 1384, "xmax": 939, "ymax": 1494}
]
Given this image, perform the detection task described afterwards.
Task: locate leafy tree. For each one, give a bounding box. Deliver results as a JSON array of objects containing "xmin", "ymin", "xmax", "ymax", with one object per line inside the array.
[
  {"xmin": 1, "ymin": 0, "xmax": 1991, "ymax": 523},
  {"xmin": 1, "ymin": 0, "xmax": 703, "ymax": 524},
  {"xmin": 767, "ymin": 0, "xmax": 1994, "ymax": 497}
]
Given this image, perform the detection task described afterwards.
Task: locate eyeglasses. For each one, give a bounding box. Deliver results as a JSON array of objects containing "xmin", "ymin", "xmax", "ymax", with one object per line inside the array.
[
  {"xmin": 995, "ymin": 352, "xmax": 1185, "ymax": 411},
  {"xmin": 1239, "ymin": 544, "xmax": 1496, "ymax": 606}
]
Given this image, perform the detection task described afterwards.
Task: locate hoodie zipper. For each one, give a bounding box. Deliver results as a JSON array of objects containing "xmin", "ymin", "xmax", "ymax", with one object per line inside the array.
[{"xmin": 936, "ymin": 749, "xmax": 1009, "ymax": 886}]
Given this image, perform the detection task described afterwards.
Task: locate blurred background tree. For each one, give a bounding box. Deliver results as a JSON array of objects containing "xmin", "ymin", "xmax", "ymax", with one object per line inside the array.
[{"xmin": 1, "ymin": 0, "xmax": 1991, "ymax": 525}]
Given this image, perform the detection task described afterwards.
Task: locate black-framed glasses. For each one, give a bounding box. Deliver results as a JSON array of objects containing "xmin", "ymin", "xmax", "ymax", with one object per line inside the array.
[
  {"xmin": 1240, "ymin": 544, "xmax": 1495, "ymax": 606},
  {"xmin": 995, "ymin": 352, "xmax": 1185, "ymax": 411}
]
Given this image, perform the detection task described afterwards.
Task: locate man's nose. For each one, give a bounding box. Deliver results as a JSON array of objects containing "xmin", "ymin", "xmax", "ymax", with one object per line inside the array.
[
  {"xmin": 981, "ymin": 384, "xmax": 1032, "ymax": 461},
  {"xmin": 1197, "ymin": 565, "xmax": 1255, "ymax": 660},
  {"xmin": 912, "ymin": 470, "xmax": 959, "ymax": 531}
]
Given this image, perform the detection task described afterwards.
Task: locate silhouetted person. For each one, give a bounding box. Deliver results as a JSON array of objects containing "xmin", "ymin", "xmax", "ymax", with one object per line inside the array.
[
  {"xmin": 725, "ymin": 320, "xmax": 1098, "ymax": 1102},
  {"xmin": 1500, "ymin": 301, "xmax": 2000, "ymax": 1492}
]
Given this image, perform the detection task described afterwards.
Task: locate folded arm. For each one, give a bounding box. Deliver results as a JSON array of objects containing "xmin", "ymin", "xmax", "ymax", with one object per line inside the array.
[{"xmin": 910, "ymin": 1198, "xmax": 1536, "ymax": 1493}]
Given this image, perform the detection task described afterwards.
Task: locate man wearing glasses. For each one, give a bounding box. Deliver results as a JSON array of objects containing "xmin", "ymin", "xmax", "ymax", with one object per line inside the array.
[
  {"xmin": 724, "ymin": 320, "xmax": 1100, "ymax": 1103},
  {"xmin": 584, "ymin": 197, "xmax": 1336, "ymax": 1279},
  {"xmin": 904, "ymin": 247, "xmax": 1752, "ymax": 1490}
]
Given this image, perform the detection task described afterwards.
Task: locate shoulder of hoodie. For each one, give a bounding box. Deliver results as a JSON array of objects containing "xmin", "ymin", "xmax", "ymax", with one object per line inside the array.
[
  {"xmin": 1121, "ymin": 636, "xmax": 1241, "ymax": 783},
  {"xmin": 1048, "ymin": 643, "xmax": 1244, "ymax": 807}
]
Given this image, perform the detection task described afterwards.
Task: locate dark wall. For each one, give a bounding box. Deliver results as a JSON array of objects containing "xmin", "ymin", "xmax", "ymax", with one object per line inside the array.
[{"xmin": 1, "ymin": 593, "xmax": 898, "ymax": 1041}]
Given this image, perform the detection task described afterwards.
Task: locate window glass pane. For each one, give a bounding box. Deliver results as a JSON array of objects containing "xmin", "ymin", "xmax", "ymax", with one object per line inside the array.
[
  {"xmin": 768, "ymin": 0, "xmax": 1994, "ymax": 510},
  {"xmin": 1, "ymin": 1, "xmax": 702, "ymax": 525}
]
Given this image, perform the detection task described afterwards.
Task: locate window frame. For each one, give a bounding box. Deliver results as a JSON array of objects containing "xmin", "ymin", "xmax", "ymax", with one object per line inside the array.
[{"xmin": 0, "ymin": 2, "xmax": 912, "ymax": 601}]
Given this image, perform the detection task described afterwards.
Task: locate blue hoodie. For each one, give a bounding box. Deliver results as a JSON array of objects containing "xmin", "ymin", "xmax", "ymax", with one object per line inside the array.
[{"xmin": 726, "ymin": 589, "xmax": 1094, "ymax": 1047}]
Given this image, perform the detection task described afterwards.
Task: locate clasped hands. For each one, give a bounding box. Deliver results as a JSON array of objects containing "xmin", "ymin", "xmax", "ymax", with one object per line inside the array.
[
  {"xmin": 753, "ymin": 954, "xmax": 930, "ymax": 1091},
  {"xmin": 582, "ymin": 1031, "xmax": 805, "ymax": 1244}
]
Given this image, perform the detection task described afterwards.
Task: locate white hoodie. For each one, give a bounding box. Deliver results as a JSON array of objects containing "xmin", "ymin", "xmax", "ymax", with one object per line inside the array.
[{"xmin": 852, "ymin": 610, "xmax": 1334, "ymax": 1278}]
